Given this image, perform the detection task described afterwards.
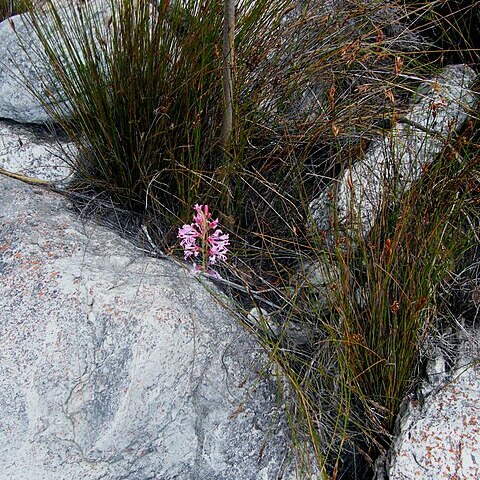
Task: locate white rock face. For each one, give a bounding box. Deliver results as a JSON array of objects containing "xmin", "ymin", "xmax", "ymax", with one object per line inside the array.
[
  {"xmin": 0, "ymin": 176, "xmax": 302, "ymax": 479},
  {"xmin": 0, "ymin": 119, "xmax": 74, "ymax": 181},
  {"xmin": 386, "ymin": 332, "xmax": 480, "ymax": 479},
  {"xmin": 310, "ymin": 64, "xmax": 479, "ymax": 237}
]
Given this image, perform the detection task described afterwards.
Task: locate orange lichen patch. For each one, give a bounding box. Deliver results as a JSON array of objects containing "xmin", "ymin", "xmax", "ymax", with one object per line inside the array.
[
  {"xmin": 14, "ymin": 251, "xmax": 22, "ymax": 259},
  {"xmin": 25, "ymin": 259, "xmax": 41, "ymax": 271}
]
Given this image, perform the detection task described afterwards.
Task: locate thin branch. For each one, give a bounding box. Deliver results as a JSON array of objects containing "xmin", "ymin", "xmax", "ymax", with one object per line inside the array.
[{"xmin": 221, "ymin": 0, "xmax": 235, "ymax": 152}]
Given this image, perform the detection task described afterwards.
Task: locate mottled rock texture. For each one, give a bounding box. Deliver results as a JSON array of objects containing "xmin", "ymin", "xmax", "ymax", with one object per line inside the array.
[
  {"xmin": 0, "ymin": 119, "xmax": 73, "ymax": 181},
  {"xmin": 0, "ymin": 176, "xmax": 301, "ymax": 480},
  {"xmin": 386, "ymin": 332, "xmax": 480, "ymax": 480},
  {"xmin": 310, "ymin": 64, "xmax": 479, "ymax": 237}
]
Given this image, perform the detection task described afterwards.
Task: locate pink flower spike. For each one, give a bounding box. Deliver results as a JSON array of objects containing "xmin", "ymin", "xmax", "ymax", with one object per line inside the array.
[{"xmin": 179, "ymin": 204, "xmax": 230, "ymax": 273}]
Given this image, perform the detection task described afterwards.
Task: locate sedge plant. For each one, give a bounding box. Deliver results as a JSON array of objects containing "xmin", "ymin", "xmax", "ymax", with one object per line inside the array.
[
  {"xmin": 20, "ymin": 0, "xmax": 295, "ymax": 222},
  {"xmin": 222, "ymin": 115, "xmax": 480, "ymax": 478}
]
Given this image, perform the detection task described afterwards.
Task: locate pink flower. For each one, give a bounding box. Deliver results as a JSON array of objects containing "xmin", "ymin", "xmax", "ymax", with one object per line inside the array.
[
  {"xmin": 178, "ymin": 204, "xmax": 230, "ymax": 275},
  {"xmin": 178, "ymin": 223, "xmax": 200, "ymax": 259},
  {"xmin": 208, "ymin": 229, "xmax": 230, "ymax": 264}
]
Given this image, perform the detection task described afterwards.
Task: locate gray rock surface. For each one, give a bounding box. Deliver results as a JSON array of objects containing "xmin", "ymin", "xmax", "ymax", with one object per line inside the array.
[
  {"xmin": 385, "ymin": 330, "xmax": 480, "ymax": 479},
  {"xmin": 0, "ymin": 175, "xmax": 303, "ymax": 479},
  {"xmin": 310, "ymin": 64, "xmax": 479, "ymax": 237},
  {"xmin": 0, "ymin": 12, "xmax": 55, "ymax": 123},
  {"xmin": 0, "ymin": 119, "xmax": 73, "ymax": 181}
]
